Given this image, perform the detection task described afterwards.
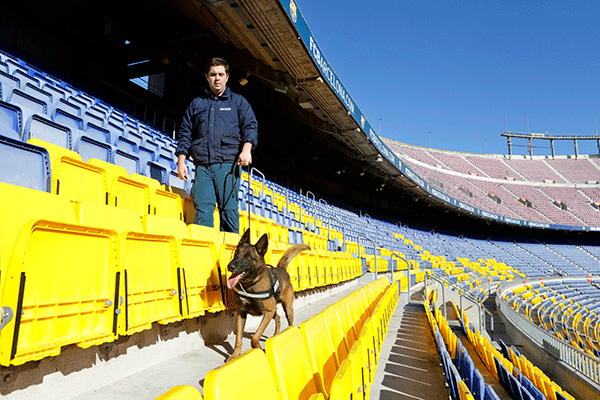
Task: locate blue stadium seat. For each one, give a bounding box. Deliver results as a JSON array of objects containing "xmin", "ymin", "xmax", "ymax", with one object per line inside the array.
[
  {"xmin": 42, "ymin": 83, "xmax": 66, "ymax": 105},
  {"xmin": 0, "ymin": 99, "xmax": 22, "ymax": 138},
  {"xmin": 23, "ymin": 114, "xmax": 71, "ymax": 149},
  {"xmin": 147, "ymin": 162, "xmax": 168, "ymax": 185},
  {"xmin": 126, "ymin": 130, "xmax": 144, "ymax": 147},
  {"xmin": 13, "ymin": 69, "xmax": 40, "ymax": 88},
  {"xmin": 5, "ymin": 59, "xmax": 26, "ymax": 75},
  {"xmin": 0, "ymin": 60, "xmax": 7, "ymax": 73},
  {"xmin": 22, "ymin": 83, "xmax": 53, "ymax": 106},
  {"xmin": 85, "ymin": 122, "xmax": 111, "ymax": 144},
  {"xmin": 472, "ymin": 368, "xmax": 485, "ymax": 400},
  {"xmin": 113, "ymin": 148, "xmax": 141, "ymax": 175},
  {"xmin": 52, "ymin": 108, "xmax": 88, "ymax": 146},
  {"xmin": 114, "ymin": 135, "xmax": 137, "ymax": 153},
  {"xmin": 84, "ymin": 110, "xmax": 105, "ymax": 127},
  {"xmin": 107, "ymin": 120, "xmax": 125, "ymax": 140},
  {"xmin": 0, "ymin": 70, "xmax": 20, "ymax": 100},
  {"xmin": 0, "ymin": 134, "xmax": 51, "ymax": 191},
  {"xmin": 7, "ymin": 89, "xmax": 47, "ymax": 124},
  {"xmin": 75, "ymin": 135, "xmax": 112, "ymax": 163},
  {"xmin": 55, "ymin": 98, "xmax": 82, "ymax": 117},
  {"xmin": 484, "ymin": 385, "xmax": 501, "ymax": 400}
]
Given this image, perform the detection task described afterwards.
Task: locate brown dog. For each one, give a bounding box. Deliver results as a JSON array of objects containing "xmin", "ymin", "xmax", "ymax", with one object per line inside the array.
[{"xmin": 226, "ymin": 229, "xmax": 309, "ymax": 361}]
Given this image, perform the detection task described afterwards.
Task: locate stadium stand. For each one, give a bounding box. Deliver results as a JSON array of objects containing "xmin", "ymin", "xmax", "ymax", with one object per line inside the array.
[{"xmin": 1, "ymin": 16, "xmax": 599, "ymax": 400}]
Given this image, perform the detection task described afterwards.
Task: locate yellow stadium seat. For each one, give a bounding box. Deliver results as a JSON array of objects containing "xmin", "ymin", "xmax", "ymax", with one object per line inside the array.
[
  {"xmin": 155, "ymin": 385, "xmax": 203, "ymax": 400},
  {"xmin": 0, "ymin": 183, "xmax": 119, "ymax": 366},
  {"xmin": 204, "ymin": 348, "xmax": 280, "ymax": 400},
  {"xmin": 183, "ymin": 224, "xmax": 227, "ymax": 313},
  {"xmin": 90, "ymin": 158, "xmax": 151, "ymax": 216},
  {"xmin": 265, "ymin": 326, "xmax": 321, "ymax": 400},
  {"xmin": 29, "ymin": 138, "xmax": 108, "ymax": 204},
  {"xmin": 329, "ymin": 359, "xmax": 353, "ymax": 400},
  {"xmin": 131, "ymin": 173, "xmax": 183, "ymax": 220},
  {"xmin": 219, "ymin": 231, "xmax": 242, "ymax": 309},
  {"xmin": 74, "ymin": 201, "xmax": 182, "ymax": 335},
  {"xmin": 359, "ymin": 317, "xmax": 377, "ymax": 384},
  {"xmin": 458, "ymin": 380, "xmax": 475, "ymax": 400},
  {"xmin": 143, "ymin": 215, "xmax": 226, "ymax": 317},
  {"xmin": 336, "ymin": 298, "xmax": 359, "ymax": 348},
  {"xmin": 321, "ymin": 305, "xmax": 349, "ymax": 366},
  {"xmin": 301, "ymin": 313, "xmax": 339, "ymax": 397},
  {"xmin": 344, "ymin": 293, "xmax": 364, "ymax": 338},
  {"xmin": 347, "ymin": 339, "xmax": 368, "ymax": 399}
]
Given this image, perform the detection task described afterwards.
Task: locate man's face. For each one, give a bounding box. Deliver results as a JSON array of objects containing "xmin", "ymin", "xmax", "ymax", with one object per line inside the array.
[{"xmin": 206, "ymin": 65, "xmax": 229, "ymax": 96}]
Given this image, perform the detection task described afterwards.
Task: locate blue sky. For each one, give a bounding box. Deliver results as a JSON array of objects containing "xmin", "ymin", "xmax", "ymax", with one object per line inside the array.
[{"xmin": 296, "ymin": 1, "xmax": 599, "ymax": 156}]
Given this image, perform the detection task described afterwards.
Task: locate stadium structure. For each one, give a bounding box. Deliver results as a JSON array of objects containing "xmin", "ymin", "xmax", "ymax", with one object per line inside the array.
[{"xmin": 0, "ymin": 1, "xmax": 599, "ymax": 399}]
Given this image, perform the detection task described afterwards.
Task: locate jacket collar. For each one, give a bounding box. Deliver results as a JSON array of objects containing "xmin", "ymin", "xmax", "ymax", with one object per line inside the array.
[{"xmin": 204, "ymin": 86, "xmax": 230, "ymax": 100}]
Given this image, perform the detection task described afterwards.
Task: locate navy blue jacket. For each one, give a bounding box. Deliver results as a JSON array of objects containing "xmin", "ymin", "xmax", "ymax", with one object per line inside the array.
[{"xmin": 175, "ymin": 87, "xmax": 258, "ymax": 165}]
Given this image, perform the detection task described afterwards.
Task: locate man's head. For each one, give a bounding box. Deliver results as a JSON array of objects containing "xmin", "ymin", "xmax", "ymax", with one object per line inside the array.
[{"xmin": 205, "ymin": 57, "xmax": 229, "ymax": 96}]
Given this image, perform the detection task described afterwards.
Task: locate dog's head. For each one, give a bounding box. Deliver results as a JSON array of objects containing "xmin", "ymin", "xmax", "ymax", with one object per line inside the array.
[{"xmin": 227, "ymin": 229, "xmax": 268, "ymax": 289}]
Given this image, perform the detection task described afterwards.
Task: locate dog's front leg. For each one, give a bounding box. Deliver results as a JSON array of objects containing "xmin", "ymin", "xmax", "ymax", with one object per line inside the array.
[
  {"xmin": 228, "ymin": 311, "xmax": 247, "ymax": 362},
  {"xmin": 252, "ymin": 309, "xmax": 276, "ymax": 349}
]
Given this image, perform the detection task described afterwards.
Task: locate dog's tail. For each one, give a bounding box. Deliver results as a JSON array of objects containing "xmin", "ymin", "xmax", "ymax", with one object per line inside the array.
[{"xmin": 277, "ymin": 244, "xmax": 310, "ymax": 270}]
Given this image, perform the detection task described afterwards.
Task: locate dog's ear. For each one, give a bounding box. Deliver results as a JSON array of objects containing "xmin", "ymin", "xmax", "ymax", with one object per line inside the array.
[
  {"xmin": 255, "ymin": 233, "xmax": 269, "ymax": 257},
  {"xmin": 238, "ymin": 229, "xmax": 251, "ymax": 246}
]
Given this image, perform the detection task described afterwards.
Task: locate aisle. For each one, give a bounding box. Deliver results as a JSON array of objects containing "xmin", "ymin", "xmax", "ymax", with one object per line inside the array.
[
  {"xmin": 71, "ymin": 276, "xmax": 370, "ymax": 400},
  {"xmin": 371, "ymin": 290, "xmax": 449, "ymax": 400}
]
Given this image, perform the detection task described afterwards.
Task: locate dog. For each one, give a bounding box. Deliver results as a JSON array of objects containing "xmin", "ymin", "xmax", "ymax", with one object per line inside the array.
[{"xmin": 226, "ymin": 228, "xmax": 310, "ymax": 362}]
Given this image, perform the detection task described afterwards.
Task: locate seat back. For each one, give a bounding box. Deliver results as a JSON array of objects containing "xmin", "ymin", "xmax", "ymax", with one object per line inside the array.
[
  {"xmin": 300, "ymin": 313, "xmax": 339, "ymax": 397},
  {"xmin": 0, "ymin": 184, "xmax": 119, "ymax": 366},
  {"xmin": 29, "ymin": 138, "xmax": 108, "ymax": 204},
  {"xmin": 265, "ymin": 326, "xmax": 321, "ymax": 400},
  {"xmin": 0, "ymin": 135, "xmax": 51, "ymax": 192},
  {"xmin": 204, "ymin": 348, "xmax": 280, "ymax": 400}
]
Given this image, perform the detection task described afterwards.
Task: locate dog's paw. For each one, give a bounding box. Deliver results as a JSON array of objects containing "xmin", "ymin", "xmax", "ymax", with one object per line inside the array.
[{"xmin": 226, "ymin": 353, "xmax": 240, "ymax": 363}]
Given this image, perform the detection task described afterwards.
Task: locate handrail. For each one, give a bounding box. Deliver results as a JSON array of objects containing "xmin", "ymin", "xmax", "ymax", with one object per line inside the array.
[
  {"xmin": 250, "ymin": 167, "xmax": 265, "ymax": 199},
  {"xmin": 319, "ymin": 198, "xmax": 328, "ymax": 206},
  {"xmin": 301, "ymin": 199, "xmax": 317, "ymax": 232},
  {"xmin": 326, "ymin": 216, "xmax": 346, "ymax": 252},
  {"xmin": 272, "ymin": 182, "xmax": 290, "ymax": 216},
  {"xmin": 459, "ymin": 291, "xmax": 483, "ymax": 334},
  {"xmin": 305, "ymin": 190, "xmax": 315, "ymax": 202},
  {"xmin": 482, "ymin": 307, "xmax": 494, "ymax": 339},
  {"xmin": 389, "ymin": 251, "xmax": 411, "ymax": 302},
  {"xmin": 358, "ymin": 234, "xmax": 377, "ymax": 281}
]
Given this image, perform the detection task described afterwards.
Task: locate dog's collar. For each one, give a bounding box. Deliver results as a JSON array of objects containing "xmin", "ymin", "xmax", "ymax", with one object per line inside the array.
[{"xmin": 233, "ymin": 268, "xmax": 280, "ymax": 300}]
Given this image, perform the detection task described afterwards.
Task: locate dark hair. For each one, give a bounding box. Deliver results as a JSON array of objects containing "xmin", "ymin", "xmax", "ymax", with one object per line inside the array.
[{"xmin": 205, "ymin": 57, "xmax": 229, "ymax": 75}]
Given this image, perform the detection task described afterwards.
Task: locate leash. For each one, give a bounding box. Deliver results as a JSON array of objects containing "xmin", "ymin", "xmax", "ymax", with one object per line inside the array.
[{"xmin": 233, "ymin": 268, "xmax": 280, "ymax": 300}]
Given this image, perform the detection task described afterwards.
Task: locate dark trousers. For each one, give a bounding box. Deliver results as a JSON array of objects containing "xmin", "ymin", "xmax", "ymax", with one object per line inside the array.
[{"xmin": 191, "ymin": 163, "xmax": 240, "ymax": 233}]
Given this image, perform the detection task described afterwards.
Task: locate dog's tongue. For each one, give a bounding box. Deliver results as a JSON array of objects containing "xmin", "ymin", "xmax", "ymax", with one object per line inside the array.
[{"xmin": 227, "ymin": 272, "xmax": 244, "ymax": 289}]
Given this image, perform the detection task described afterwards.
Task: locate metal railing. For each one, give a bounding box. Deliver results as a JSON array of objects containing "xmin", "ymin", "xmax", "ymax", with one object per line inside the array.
[
  {"xmin": 358, "ymin": 234, "xmax": 377, "ymax": 281},
  {"xmin": 389, "ymin": 251, "xmax": 411, "ymax": 302},
  {"xmin": 326, "ymin": 216, "xmax": 346, "ymax": 252},
  {"xmin": 424, "ymin": 274, "xmax": 485, "ymax": 333}
]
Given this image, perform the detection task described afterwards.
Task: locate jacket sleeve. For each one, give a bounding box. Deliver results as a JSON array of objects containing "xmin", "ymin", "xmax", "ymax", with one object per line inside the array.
[
  {"xmin": 175, "ymin": 100, "xmax": 195, "ymax": 158},
  {"xmin": 237, "ymin": 97, "xmax": 258, "ymax": 149}
]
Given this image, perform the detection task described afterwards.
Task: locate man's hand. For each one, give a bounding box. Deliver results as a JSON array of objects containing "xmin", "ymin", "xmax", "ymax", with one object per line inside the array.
[
  {"xmin": 177, "ymin": 154, "xmax": 189, "ymax": 181},
  {"xmin": 238, "ymin": 142, "xmax": 253, "ymax": 167}
]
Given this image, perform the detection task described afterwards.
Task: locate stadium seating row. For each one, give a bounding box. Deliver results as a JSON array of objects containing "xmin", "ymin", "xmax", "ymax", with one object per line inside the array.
[
  {"xmin": 155, "ymin": 276, "xmax": 398, "ymax": 399},
  {"xmin": 451, "ymin": 298, "xmax": 576, "ymax": 400},
  {"xmin": 384, "ymin": 139, "xmax": 600, "ymax": 226},
  {"xmin": 0, "ymin": 180, "xmax": 363, "ymax": 366},
  {"xmin": 423, "ymin": 288, "xmax": 493, "ymax": 400},
  {"xmin": 504, "ymin": 279, "xmax": 600, "ymax": 357}
]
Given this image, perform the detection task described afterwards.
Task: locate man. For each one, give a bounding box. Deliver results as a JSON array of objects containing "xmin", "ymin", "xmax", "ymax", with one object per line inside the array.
[{"xmin": 176, "ymin": 57, "xmax": 258, "ymax": 232}]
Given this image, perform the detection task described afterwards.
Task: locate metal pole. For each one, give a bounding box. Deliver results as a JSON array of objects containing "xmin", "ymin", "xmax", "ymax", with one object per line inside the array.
[
  {"xmin": 358, "ymin": 234, "xmax": 377, "ymax": 281},
  {"xmin": 327, "ymin": 216, "xmax": 346, "ymax": 252},
  {"xmin": 389, "ymin": 251, "xmax": 410, "ymax": 302}
]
